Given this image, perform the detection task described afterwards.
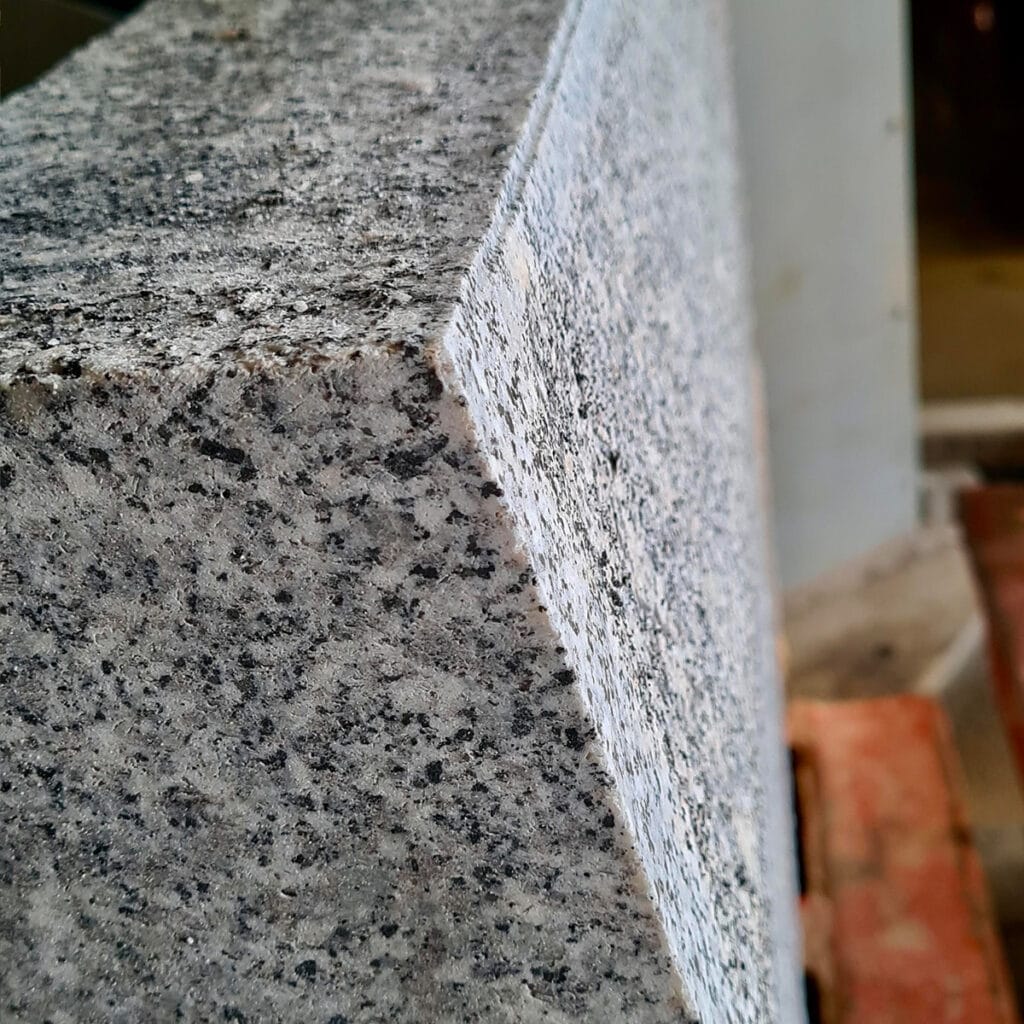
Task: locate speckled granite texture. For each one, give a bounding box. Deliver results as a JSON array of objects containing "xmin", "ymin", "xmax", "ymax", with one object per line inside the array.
[{"xmin": 0, "ymin": 1, "xmax": 800, "ymax": 1022}]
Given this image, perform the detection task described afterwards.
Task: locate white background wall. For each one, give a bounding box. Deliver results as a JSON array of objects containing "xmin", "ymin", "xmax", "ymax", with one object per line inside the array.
[{"xmin": 730, "ymin": 0, "xmax": 919, "ymax": 588}]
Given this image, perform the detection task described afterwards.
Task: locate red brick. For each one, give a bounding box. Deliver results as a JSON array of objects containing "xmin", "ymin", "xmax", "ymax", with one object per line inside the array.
[
  {"xmin": 789, "ymin": 695, "xmax": 1018, "ymax": 1024},
  {"xmin": 961, "ymin": 484, "xmax": 1024, "ymax": 782}
]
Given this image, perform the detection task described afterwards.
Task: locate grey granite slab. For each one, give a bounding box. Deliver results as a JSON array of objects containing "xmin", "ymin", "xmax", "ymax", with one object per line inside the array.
[{"xmin": 0, "ymin": 1, "xmax": 801, "ymax": 1021}]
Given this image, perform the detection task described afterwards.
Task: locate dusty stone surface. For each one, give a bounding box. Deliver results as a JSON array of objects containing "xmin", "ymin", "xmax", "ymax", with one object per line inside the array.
[
  {"xmin": 0, "ymin": 0, "xmax": 558, "ymax": 380},
  {"xmin": 0, "ymin": 1, "xmax": 799, "ymax": 1022}
]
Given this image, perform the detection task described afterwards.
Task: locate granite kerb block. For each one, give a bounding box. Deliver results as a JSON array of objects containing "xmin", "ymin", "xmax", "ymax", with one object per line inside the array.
[{"xmin": 0, "ymin": 0, "xmax": 800, "ymax": 1021}]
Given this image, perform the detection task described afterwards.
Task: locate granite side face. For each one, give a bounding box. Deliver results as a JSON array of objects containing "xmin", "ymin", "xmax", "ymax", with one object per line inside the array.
[
  {"xmin": 443, "ymin": 3, "xmax": 802, "ymax": 1018},
  {"xmin": 0, "ymin": 1, "xmax": 800, "ymax": 1022}
]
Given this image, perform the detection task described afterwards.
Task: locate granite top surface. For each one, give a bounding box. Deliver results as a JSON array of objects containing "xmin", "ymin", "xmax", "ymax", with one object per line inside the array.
[{"xmin": 0, "ymin": 0, "xmax": 562, "ymax": 380}]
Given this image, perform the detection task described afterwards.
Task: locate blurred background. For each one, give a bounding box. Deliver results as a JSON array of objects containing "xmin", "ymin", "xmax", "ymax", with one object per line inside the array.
[
  {"xmin": 1, "ymin": 0, "xmax": 141, "ymax": 96},
  {"xmin": 731, "ymin": 2, "xmax": 1024, "ymax": 1018}
]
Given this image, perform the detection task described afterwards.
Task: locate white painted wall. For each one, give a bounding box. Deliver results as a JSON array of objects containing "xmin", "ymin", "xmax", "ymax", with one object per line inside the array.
[{"xmin": 730, "ymin": 0, "xmax": 919, "ymax": 588}]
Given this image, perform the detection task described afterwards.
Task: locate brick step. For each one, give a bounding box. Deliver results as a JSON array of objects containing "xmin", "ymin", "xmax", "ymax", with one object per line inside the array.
[
  {"xmin": 789, "ymin": 696, "xmax": 1019, "ymax": 1024},
  {"xmin": 961, "ymin": 484, "xmax": 1024, "ymax": 782}
]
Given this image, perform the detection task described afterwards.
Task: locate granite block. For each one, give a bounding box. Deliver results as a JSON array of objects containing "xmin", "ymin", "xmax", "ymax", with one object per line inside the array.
[{"xmin": 0, "ymin": 0, "xmax": 800, "ymax": 1021}]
